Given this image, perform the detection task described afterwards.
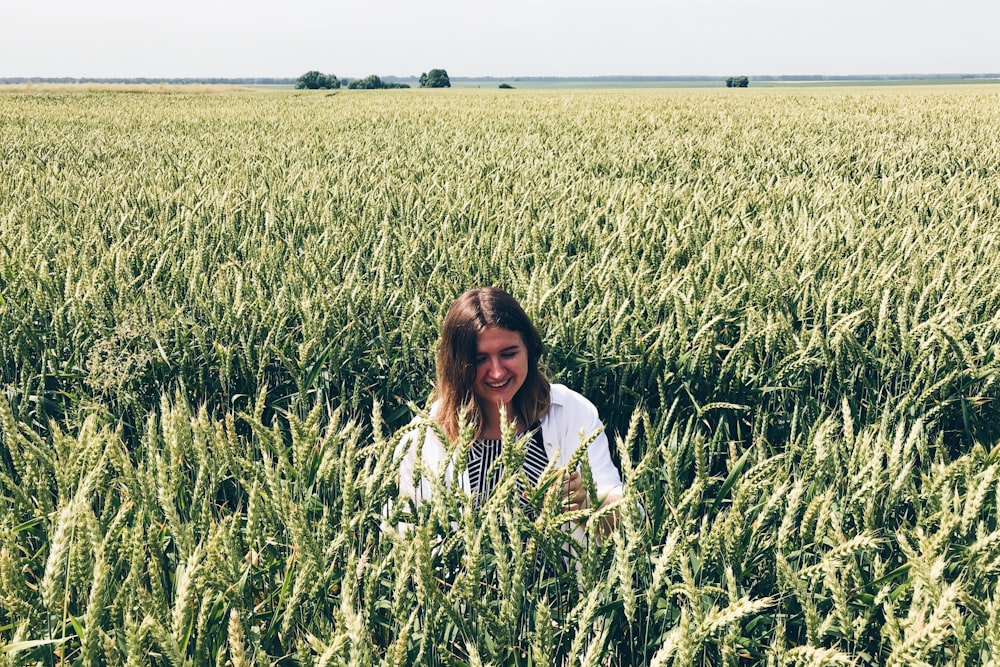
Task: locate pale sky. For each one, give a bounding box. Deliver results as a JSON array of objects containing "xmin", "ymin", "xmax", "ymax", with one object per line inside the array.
[{"xmin": 1, "ymin": 0, "xmax": 997, "ymax": 79}]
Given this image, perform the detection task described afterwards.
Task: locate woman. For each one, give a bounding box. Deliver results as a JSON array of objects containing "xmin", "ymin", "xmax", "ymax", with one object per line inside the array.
[{"xmin": 397, "ymin": 287, "xmax": 622, "ymax": 534}]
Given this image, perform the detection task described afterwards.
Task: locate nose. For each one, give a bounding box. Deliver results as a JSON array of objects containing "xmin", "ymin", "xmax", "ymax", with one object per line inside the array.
[{"xmin": 485, "ymin": 357, "xmax": 504, "ymax": 378}]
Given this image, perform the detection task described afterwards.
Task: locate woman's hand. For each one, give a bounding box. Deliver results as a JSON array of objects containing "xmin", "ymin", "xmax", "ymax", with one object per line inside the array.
[
  {"xmin": 563, "ymin": 470, "xmax": 588, "ymax": 511},
  {"xmin": 564, "ymin": 468, "xmax": 620, "ymax": 541}
]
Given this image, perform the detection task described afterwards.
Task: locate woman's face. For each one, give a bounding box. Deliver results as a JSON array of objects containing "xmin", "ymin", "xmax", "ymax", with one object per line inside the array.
[{"xmin": 472, "ymin": 326, "xmax": 529, "ymax": 414}]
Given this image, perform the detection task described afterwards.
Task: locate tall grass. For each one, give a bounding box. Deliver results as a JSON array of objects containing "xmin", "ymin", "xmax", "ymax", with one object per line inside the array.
[{"xmin": 2, "ymin": 86, "xmax": 1000, "ymax": 664}]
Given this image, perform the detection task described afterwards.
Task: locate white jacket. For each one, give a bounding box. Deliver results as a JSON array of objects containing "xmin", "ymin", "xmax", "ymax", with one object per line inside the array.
[{"xmin": 397, "ymin": 383, "xmax": 624, "ymax": 510}]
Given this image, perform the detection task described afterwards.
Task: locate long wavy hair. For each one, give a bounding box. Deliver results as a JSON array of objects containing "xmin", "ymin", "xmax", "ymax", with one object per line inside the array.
[{"xmin": 434, "ymin": 287, "xmax": 550, "ymax": 441}]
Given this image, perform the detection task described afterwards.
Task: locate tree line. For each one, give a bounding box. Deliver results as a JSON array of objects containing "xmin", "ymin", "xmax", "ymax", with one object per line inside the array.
[{"xmin": 295, "ymin": 69, "xmax": 451, "ymax": 90}]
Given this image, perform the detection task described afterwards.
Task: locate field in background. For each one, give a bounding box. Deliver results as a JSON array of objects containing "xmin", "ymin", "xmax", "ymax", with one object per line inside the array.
[
  {"xmin": 9, "ymin": 76, "xmax": 998, "ymax": 93},
  {"xmin": 2, "ymin": 86, "xmax": 1000, "ymax": 665},
  {"xmin": 452, "ymin": 78, "xmax": 1000, "ymax": 89}
]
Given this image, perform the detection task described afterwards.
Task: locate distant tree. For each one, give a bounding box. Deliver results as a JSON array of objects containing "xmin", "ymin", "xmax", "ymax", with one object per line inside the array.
[
  {"xmin": 498, "ymin": 83, "xmax": 514, "ymax": 89},
  {"xmin": 419, "ymin": 69, "xmax": 451, "ymax": 88},
  {"xmin": 344, "ymin": 75, "xmax": 410, "ymax": 90},
  {"xmin": 726, "ymin": 76, "xmax": 749, "ymax": 88},
  {"xmin": 296, "ymin": 71, "xmax": 339, "ymax": 90},
  {"xmin": 347, "ymin": 74, "xmax": 385, "ymax": 89}
]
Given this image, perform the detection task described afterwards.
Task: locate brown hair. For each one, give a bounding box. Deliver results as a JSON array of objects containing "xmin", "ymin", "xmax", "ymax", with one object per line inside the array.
[{"xmin": 434, "ymin": 287, "xmax": 550, "ymax": 440}]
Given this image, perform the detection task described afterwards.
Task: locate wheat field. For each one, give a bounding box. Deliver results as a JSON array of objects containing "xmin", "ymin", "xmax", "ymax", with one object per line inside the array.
[{"xmin": 2, "ymin": 85, "xmax": 1000, "ymax": 665}]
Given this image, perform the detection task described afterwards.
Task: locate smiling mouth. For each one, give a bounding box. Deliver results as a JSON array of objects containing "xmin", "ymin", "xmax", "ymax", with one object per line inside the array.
[{"xmin": 485, "ymin": 378, "xmax": 512, "ymax": 389}]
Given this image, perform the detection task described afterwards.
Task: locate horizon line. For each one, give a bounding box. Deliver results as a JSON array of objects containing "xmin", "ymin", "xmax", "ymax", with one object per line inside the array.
[{"xmin": 3, "ymin": 72, "xmax": 1000, "ymax": 82}]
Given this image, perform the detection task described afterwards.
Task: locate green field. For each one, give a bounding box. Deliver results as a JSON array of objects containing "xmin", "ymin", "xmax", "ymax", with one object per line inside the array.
[{"xmin": 2, "ymin": 85, "xmax": 1000, "ymax": 665}]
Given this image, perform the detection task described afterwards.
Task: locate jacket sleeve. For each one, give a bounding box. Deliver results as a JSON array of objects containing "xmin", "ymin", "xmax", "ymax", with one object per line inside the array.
[
  {"xmin": 382, "ymin": 425, "xmax": 414, "ymax": 535},
  {"xmin": 580, "ymin": 403, "xmax": 624, "ymax": 504},
  {"xmin": 551, "ymin": 385, "xmax": 623, "ymax": 503},
  {"xmin": 397, "ymin": 430, "xmax": 418, "ymax": 507},
  {"xmin": 394, "ymin": 416, "xmax": 449, "ymax": 509}
]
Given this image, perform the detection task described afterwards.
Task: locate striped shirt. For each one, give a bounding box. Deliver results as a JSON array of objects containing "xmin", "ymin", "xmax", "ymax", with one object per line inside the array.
[{"xmin": 467, "ymin": 425, "xmax": 549, "ymax": 514}]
